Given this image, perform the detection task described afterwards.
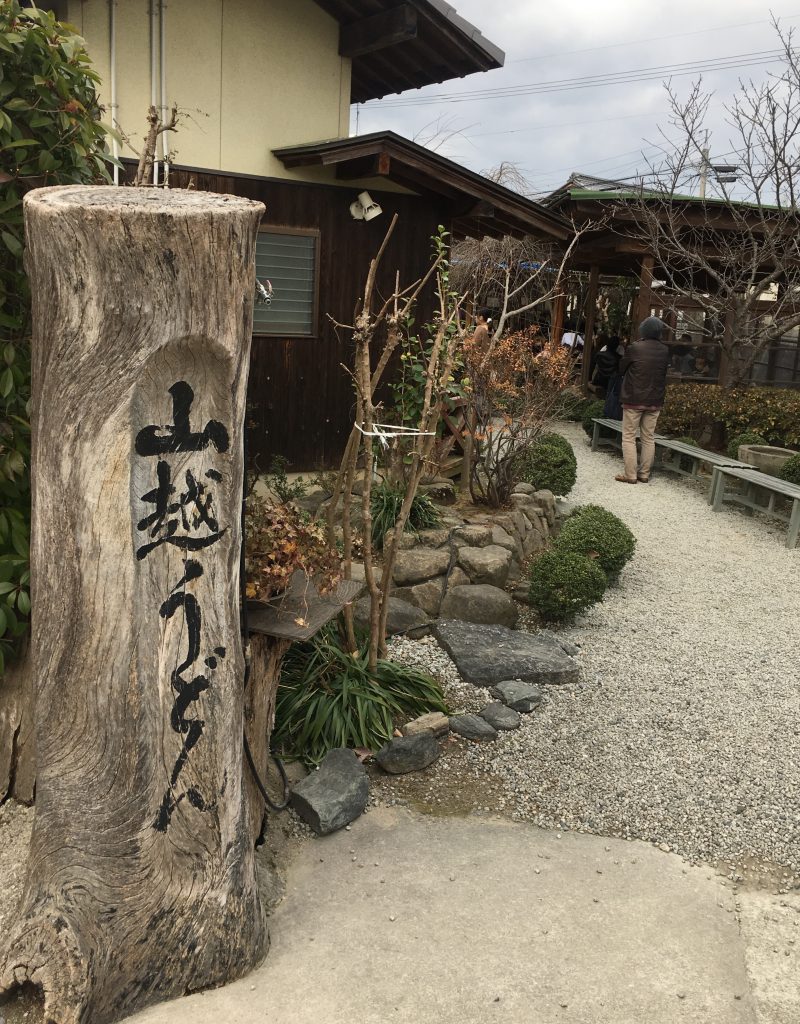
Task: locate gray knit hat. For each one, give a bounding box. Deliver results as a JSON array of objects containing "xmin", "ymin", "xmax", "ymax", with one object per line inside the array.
[{"xmin": 639, "ymin": 316, "xmax": 665, "ymax": 340}]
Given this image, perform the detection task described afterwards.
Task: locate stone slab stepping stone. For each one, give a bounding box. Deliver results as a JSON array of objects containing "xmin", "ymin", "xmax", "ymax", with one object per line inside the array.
[
  {"xmin": 290, "ymin": 748, "xmax": 369, "ymax": 836},
  {"xmin": 449, "ymin": 714, "xmax": 498, "ymax": 742},
  {"xmin": 537, "ymin": 629, "xmax": 581, "ymax": 657},
  {"xmin": 402, "ymin": 712, "xmax": 450, "ymax": 738},
  {"xmin": 480, "ymin": 701, "xmax": 522, "ymax": 731},
  {"xmin": 434, "ymin": 619, "xmax": 579, "ymax": 687},
  {"xmin": 491, "ymin": 680, "xmax": 543, "ymax": 713},
  {"xmin": 375, "ymin": 733, "xmax": 440, "ymax": 774}
]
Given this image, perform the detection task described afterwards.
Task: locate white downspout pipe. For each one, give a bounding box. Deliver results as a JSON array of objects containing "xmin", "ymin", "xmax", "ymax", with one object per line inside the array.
[
  {"xmin": 160, "ymin": 0, "xmax": 169, "ymax": 183},
  {"xmin": 109, "ymin": 0, "xmax": 119, "ymax": 185},
  {"xmin": 150, "ymin": 0, "xmax": 159, "ymax": 185}
]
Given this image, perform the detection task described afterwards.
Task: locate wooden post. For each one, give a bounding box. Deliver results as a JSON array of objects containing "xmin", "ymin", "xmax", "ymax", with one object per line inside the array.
[
  {"xmin": 580, "ymin": 264, "xmax": 600, "ymax": 391},
  {"xmin": 630, "ymin": 255, "xmax": 655, "ymax": 341},
  {"xmin": 0, "ymin": 186, "xmax": 266, "ymax": 1024},
  {"xmin": 550, "ymin": 290, "xmax": 567, "ymax": 347}
]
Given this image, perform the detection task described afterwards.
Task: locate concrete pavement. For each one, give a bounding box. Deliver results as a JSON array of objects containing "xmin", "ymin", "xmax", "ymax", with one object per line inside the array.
[{"xmin": 123, "ymin": 807, "xmax": 799, "ymax": 1024}]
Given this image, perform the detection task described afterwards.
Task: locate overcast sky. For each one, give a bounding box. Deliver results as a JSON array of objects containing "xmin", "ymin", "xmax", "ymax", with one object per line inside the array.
[{"xmin": 352, "ymin": 2, "xmax": 796, "ymax": 198}]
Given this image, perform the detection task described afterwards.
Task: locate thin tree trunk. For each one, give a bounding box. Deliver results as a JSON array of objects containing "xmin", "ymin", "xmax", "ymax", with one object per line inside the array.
[{"xmin": 0, "ymin": 185, "xmax": 266, "ymax": 1024}]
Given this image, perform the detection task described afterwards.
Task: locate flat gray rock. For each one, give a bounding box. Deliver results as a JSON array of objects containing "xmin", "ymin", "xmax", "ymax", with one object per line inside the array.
[
  {"xmin": 290, "ymin": 748, "xmax": 369, "ymax": 835},
  {"xmin": 449, "ymin": 714, "xmax": 498, "ymax": 742},
  {"xmin": 434, "ymin": 620, "xmax": 579, "ymax": 687},
  {"xmin": 439, "ymin": 584, "xmax": 519, "ymax": 629},
  {"xmin": 375, "ymin": 733, "xmax": 440, "ymax": 774},
  {"xmin": 491, "ymin": 679, "xmax": 544, "ymax": 713},
  {"xmin": 480, "ymin": 701, "xmax": 522, "ymax": 731}
]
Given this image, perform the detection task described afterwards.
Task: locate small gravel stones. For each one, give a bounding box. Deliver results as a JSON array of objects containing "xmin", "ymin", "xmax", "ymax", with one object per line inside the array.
[
  {"xmin": 491, "ymin": 680, "xmax": 544, "ymax": 713},
  {"xmin": 402, "ymin": 712, "xmax": 450, "ymax": 738},
  {"xmin": 480, "ymin": 701, "xmax": 522, "ymax": 731},
  {"xmin": 375, "ymin": 733, "xmax": 441, "ymax": 774},
  {"xmin": 449, "ymin": 714, "xmax": 498, "ymax": 742}
]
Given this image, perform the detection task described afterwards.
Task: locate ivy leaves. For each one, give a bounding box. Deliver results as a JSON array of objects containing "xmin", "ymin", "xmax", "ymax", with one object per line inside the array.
[{"xmin": 0, "ymin": 1, "xmax": 114, "ymax": 669}]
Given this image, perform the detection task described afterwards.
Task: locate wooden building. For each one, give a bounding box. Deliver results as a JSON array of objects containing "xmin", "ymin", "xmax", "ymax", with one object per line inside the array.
[
  {"xmin": 544, "ymin": 173, "xmax": 800, "ymax": 390},
  {"xmin": 66, "ymin": 0, "xmax": 570, "ymax": 468}
]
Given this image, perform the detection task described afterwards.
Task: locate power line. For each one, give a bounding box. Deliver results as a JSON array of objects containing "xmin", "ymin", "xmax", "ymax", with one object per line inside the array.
[
  {"xmin": 508, "ymin": 14, "xmax": 800, "ymax": 65},
  {"xmin": 371, "ymin": 49, "xmax": 785, "ymax": 109}
]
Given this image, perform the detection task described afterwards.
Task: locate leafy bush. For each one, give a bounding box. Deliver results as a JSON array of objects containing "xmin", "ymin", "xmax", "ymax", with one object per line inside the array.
[
  {"xmin": 659, "ymin": 384, "xmax": 800, "ymax": 449},
  {"xmin": 778, "ymin": 453, "xmax": 800, "ymax": 485},
  {"xmin": 263, "ymin": 455, "xmax": 308, "ymax": 504},
  {"xmin": 555, "ymin": 504, "xmax": 636, "ymax": 579},
  {"xmin": 274, "ymin": 625, "xmax": 448, "ymax": 765},
  {"xmin": 0, "ymin": 3, "xmax": 113, "ymax": 671},
  {"xmin": 370, "ymin": 480, "xmax": 441, "ymax": 547},
  {"xmin": 517, "ymin": 434, "xmax": 577, "ymax": 496},
  {"xmin": 582, "ymin": 399, "xmax": 606, "ymax": 437},
  {"xmin": 555, "ymin": 386, "xmax": 590, "ymax": 421},
  {"xmin": 244, "ymin": 495, "xmax": 340, "ymax": 603},
  {"xmin": 528, "ymin": 550, "xmax": 607, "ymax": 623},
  {"xmin": 726, "ymin": 431, "xmax": 767, "ymax": 459}
]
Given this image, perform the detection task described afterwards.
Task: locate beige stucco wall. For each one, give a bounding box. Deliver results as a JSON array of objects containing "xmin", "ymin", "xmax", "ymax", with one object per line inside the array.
[{"xmin": 67, "ymin": 0, "xmax": 352, "ymax": 180}]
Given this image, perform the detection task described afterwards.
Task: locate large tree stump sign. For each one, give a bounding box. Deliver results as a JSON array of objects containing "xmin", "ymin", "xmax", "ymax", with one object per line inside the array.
[{"xmin": 0, "ymin": 186, "xmax": 266, "ymax": 1024}]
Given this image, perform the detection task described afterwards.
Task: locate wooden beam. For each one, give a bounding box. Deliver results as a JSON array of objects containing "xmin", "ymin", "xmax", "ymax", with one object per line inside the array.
[
  {"xmin": 340, "ymin": 5, "xmax": 418, "ymax": 58},
  {"xmin": 550, "ymin": 291, "xmax": 567, "ymax": 347},
  {"xmin": 581, "ymin": 264, "xmax": 601, "ymax": 392},
  {"xmin": 334, "ymin": 153, "xmax": 391, "ymax": 180},
  {"xmin": 630, "ymin": 254, "xmax": 655, "ymax": 341}
]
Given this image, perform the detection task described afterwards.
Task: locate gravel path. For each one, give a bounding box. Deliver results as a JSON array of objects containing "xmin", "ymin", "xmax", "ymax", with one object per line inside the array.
[{"xmin": 466, "ymin": 423, "xmax": 800, "ymax": 885}]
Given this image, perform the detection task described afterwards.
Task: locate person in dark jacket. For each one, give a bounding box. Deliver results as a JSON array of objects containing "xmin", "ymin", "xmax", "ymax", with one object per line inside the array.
[
  {"xmin": 592, "ymin": 335, "xmax": 621, "ymax": 394},
  {"xmin": 616, "ymin": 316, "xmax": 670, "ymax": 483}
]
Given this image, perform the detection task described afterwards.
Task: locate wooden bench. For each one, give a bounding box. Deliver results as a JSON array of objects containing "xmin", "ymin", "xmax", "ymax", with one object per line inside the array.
[
  {"xmin": 590, "ymin": 419, "xmax": 748, "ymax": 492},
  {"xmin": 653, "ymin": 438, "xmax": 751, "ymax": 492},
  {"xmin": 590, "ymin": 417, "xmax": 625, "ymax": 452},
  {"xmin": 710, "ymin": 466, "xmax": 800, "ymax": 548}
]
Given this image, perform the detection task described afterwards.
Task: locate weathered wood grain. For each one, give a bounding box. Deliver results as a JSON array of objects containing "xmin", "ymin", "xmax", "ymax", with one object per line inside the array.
[{"xmin": 0, "ymin": 185, "xmax": 266, "ymax": 1024}]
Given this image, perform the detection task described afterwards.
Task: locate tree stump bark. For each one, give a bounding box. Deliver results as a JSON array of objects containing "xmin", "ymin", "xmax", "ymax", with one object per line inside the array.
[
  {"xmin": 0, "ymin": 640, "xmax": 35, "ymax": 804},
  {"xmin": 244, "ymin": 634, "xmax": 290, "ymax": 847},
  {"xmin": 0, "ymin": 186, "xmax": 266, "ymax": 1024}
]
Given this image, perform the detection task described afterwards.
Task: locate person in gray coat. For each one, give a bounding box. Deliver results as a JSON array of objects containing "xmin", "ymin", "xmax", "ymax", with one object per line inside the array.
[{"xmin": 616, "ymin": 316, "xmax": 670, "ymax": 483}]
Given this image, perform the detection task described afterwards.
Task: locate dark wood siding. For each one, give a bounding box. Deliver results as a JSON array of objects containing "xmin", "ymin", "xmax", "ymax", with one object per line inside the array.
[{"xmin": 166, "ymin": 167, "xmax": 442, "ymax": 470}]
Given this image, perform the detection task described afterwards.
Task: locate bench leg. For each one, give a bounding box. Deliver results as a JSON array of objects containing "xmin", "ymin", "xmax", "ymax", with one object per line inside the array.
[
  {"xmin": 591, "ymin": 422, "xmax": 600, "ymax": 452},
  {"xmin": 767, "ymin": 492, "xmax": 776, "ymax": 514},
  {"xmin": 788, "ymin": 500, "xmax": 800, "ymax": 549},
  {"xmin": 712, "ymin": 471, "xmax": 727, "ymax": 512},
  {"xmin": 708, "ymin": 468, "xmax": 719, "ymax": 506}
]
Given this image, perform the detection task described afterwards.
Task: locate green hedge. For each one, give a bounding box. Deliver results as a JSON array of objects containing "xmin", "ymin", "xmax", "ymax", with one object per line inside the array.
[
  {"xmin": 517, "ymin": 434, "xmax": 577, "ymax": 497},
  {"xmin": 778, "ymin": 453, "xmax": 800, "ymax": 485},
  {"xmin": 726, "ymin": 431, "xmax": 767, "ymax": 460},
  {"xmin": 659, "ymin": 384, "xmax": 800, "ymax": 450},
  {"xmin": 555, "ymin": 504, "xmax": 636, "ymax": 579},
  {"xmin": 581, "ymin": 400, "xmax": 606, "ymax": 437},
  {"xmin": 528, "ymin": 550, "xmax": 607, "ymax": 623}
]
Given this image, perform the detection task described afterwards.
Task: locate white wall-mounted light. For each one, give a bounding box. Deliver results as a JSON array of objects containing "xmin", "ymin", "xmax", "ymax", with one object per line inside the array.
[{"xmin": 350, "ymin": 191, "xmax": 383, "ymax": 222}]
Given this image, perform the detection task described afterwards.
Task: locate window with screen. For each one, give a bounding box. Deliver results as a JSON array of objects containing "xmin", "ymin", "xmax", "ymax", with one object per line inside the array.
[{"xmin": 253, "ymin": 228, "xmax": 318, "ymax": 337}]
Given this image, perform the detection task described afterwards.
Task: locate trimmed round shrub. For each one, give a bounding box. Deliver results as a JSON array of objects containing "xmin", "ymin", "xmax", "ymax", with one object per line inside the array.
[
  {"xmin": 528, "ymin": 550, "xmax": 607, "ymax": 623},
  {"xmin": 778, "ymin": 452, "xmax": 800, "ymax": 485},
  {"xmin": 581, "ymin": 399, "xmax": 607, "ymax": 437},
  {"xmin": 555, "ymin": 504, "xmax": 636, "ymax": 579},
  {"xmin": 517, "ymin": 434, "xmax": 577, "ymax": 496},
  {"xmin": 727, "ymin": 431, "xmax": 767, "ymax": 459}
]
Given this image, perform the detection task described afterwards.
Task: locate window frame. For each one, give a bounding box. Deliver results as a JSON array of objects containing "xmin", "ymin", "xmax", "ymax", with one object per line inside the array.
[{"xmin": 253, "ymin": 225, "xmax": 320, "ymax": 339}]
